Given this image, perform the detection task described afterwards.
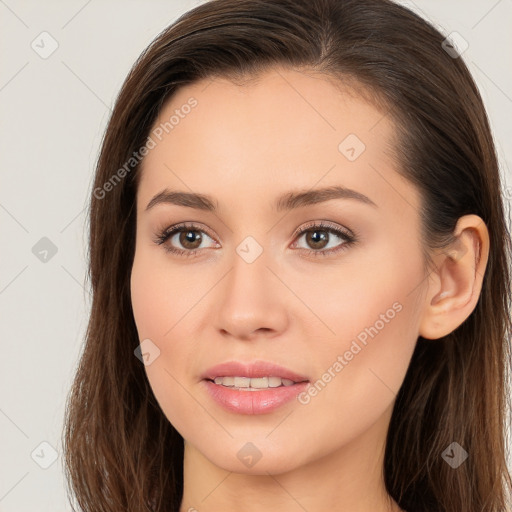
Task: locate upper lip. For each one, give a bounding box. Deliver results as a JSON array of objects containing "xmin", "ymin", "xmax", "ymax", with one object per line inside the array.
[{"xmin": 201, "ymin": 360, "xmax": 309, "ymax": 382}]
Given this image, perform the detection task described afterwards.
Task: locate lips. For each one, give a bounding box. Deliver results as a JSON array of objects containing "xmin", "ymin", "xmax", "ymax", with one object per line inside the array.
[
  {"xmin": 200, "ymin": 360, "xmax": 310, "ymax": 414},
  {"xmin": 201, "ymin": 360, "xmax": 309, "ymax": 383}
]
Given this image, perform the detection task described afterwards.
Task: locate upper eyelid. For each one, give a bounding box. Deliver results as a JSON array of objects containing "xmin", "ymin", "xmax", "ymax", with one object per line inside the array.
[
  {"xmin": 292, "ymin": 220, "xmax": 353, "ymax": 238},
  {"xmin": 164, "ymin": 222, "xmax": 217, "ymax": 241}
]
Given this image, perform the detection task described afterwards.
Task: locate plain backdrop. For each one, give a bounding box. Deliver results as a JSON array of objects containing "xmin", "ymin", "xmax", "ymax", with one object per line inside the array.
[{"xmin": 1, "ymin": 1, "xmax": 511, "ymax": 510}]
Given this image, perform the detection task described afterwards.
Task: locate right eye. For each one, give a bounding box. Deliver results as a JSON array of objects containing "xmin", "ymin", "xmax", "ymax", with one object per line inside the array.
[{"xmin": 153, "ymin": 222, "xmax": 219, "ymax": 257}]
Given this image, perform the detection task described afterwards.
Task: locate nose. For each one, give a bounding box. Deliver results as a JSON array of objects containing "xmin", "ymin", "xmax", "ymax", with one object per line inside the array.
[{"xmin": 213, "ymin": 248, "xmax": 289, "ymax": 341}]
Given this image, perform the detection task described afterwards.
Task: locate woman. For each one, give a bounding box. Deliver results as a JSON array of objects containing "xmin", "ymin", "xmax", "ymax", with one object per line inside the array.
[{"xmin": 62, "ymin": 0, "xmax": 512, "ymax": 511}]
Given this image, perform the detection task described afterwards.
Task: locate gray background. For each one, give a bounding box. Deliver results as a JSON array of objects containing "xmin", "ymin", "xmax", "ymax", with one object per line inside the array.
[{"xmin": 1, "ymin": 1, "xmax": 511, "ymax": 510}]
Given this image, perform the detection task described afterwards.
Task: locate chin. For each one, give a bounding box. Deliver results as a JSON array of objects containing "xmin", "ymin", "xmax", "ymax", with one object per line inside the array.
[{"xmin": 188, "ymin": 434, "xmax": 315, "ymax": 476}]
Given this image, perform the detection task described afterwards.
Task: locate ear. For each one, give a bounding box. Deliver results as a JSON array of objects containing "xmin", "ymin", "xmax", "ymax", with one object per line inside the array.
[{"xmin": 418, "ymin": 214, "xmax": 490, "ymax": 340}]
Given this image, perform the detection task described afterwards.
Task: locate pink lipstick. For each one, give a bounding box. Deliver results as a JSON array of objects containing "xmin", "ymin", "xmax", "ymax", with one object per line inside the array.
[{"xmin": 201, "ymin": 360, "xmax": 310, "ymax": 415}]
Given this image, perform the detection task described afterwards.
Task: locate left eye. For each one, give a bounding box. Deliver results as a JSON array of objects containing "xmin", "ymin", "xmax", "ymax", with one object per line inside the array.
[
  {"xmin": 293, "ymin": 226, "xmax": 345, "ymax": 250},
  {"xmin": 290, "ymin": 221, "xmax": 356, "ymax": 257},
  {"xmin": 154, "ymin": 221, "xmax": 356, "ymax": 258},
  {"xmin": 154, "ymin": 223, "xmax": 217, "ymax": 256}
]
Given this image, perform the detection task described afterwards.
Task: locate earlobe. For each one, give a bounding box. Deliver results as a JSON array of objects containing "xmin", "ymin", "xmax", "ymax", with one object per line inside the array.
[{"xmin": 418, "ymin": 214, "xmax": 489, "ymax": 340}]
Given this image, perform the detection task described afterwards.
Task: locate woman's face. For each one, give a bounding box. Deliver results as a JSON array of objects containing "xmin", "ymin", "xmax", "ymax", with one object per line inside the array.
[{"xmin": 130, "ymin": 66, "xmax": 429, "ymax": 474}]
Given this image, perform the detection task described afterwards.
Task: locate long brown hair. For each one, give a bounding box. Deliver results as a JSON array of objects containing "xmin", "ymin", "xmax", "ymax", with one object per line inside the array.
[{"xmin": 62, "ymin": 0, "xmax": 512, "ymax": 510}]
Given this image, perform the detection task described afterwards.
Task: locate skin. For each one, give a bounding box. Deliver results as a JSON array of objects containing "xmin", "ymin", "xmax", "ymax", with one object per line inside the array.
[{"xmin": 130, "ymin": 66, "xmax": 489, "ymax": 512}]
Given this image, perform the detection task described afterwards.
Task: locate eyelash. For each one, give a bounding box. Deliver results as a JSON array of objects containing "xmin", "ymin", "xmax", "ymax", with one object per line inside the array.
[{"xmin": 152, "ymin": 221, "xmax": 357, "ymax": 259}]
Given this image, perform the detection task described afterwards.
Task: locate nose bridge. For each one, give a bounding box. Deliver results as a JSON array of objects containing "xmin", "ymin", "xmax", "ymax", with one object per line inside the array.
[
  {"xmin": 213, "ymin": 234, "xmax": 287, "ymax": 338},
  {"xmin": 226, "ymin": 235, "xmax": 274, "ymax": 304}
]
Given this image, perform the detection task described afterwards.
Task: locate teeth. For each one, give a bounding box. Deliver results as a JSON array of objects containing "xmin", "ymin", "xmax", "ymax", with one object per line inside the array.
[
  {"xmin": 268, "ymin": 376, "xmax": 282, "ymax": 387},
  {"xmin": 220, "ymin": 376, "xmax": 235, "ymax": 386},
  {"xmin": 212, "ymin": 376, "xmax": 297, "ymax": 389}
]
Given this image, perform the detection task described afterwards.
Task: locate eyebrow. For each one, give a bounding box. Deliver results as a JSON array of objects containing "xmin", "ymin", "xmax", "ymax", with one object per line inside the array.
[{"xmin": 145, "ymin": 185, "xmax": 377, "ymax": 212}]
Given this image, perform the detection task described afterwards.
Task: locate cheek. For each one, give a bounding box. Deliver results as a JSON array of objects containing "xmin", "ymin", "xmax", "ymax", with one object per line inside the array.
[
  {"xmin": 304, "ymin": 302, "xmax": 417, "ymax": 447},
  {"xmin": 130, "ymin": 252, "xmax": 200, "ymax": 435},
  {"xmin": 130, "ymin": 253, "xmax": 204, "ymax": 379},
  {"xmin": 130, "ymin": 247, "xmax": 209, "ymax": 408},
  {"xmin": 130, "ymin": 247, "xmax": 197, "ymax": 339},
  {"xmin": 295, "ymin": 243, "xmax": 423, "ymax": 437}
]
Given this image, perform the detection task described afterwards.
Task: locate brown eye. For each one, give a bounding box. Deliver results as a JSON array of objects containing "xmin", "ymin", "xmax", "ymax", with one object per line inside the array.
[
  {"xmin": 292, "ymin": 221, "xmax": 357, "ymax": 257},
  {"xmin": 154, "ymin": 222, "xmax": 218, "ymax": 257},
  {"xmin": 178, "ymin": 230, "xmax": 203, "ymax": 250},
  {"xmin": 304, "ymin": 230, "xmax": 330, "ymax": 250}
]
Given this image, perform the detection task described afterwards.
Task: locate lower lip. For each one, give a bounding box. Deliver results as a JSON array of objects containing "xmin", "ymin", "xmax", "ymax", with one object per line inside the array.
[{"xmin": 202, "ymin": 379, "xmax": 309, "ymax": 415}]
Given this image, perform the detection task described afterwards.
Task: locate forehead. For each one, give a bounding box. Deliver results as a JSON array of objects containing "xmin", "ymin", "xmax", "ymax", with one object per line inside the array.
[{"xmin": 137, "ymin": 66, "xmax": 418, "ymax": 217}]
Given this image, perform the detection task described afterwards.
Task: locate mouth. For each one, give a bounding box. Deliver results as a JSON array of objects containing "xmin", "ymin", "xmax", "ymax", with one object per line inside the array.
[
  {"xmin": 201, "ymin": 359, "xmax": 309, "ymax": 385},
  {"xmin": 200, "ymin": 360, "xmax": 310, "ymax": 414},
  {"xmin": 206, "ymin": 375, "xmax": 305, "ymax": 390}
]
